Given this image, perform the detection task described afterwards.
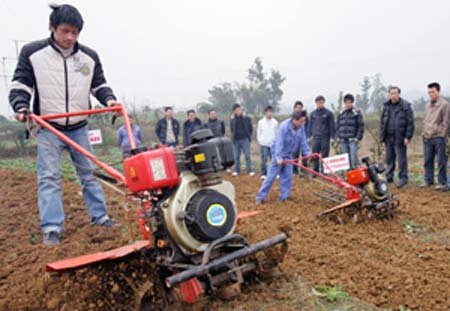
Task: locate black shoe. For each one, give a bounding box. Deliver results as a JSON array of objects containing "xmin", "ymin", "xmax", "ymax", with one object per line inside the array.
[
  {"xmin": 387, "ymin": 178, "xmax": 394, "ymax": 184},
  {"xmin": 256, "ymin": 199, "xmax": 264, "ymax": 205},
  {"xmin": 100, "ymin": 219, "xmax": 121, "ymax": 228},
  {"xmin": 43, "ymin": 231, "xmax": 60, "ymax": 246},
  {"xmin": 397, "ymin": 180, "xmax": 408, "ymax": 188}
]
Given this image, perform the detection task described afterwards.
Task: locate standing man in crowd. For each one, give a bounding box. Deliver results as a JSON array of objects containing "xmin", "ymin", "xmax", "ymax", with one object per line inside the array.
[
  {"xmin": 155, "ymin": 106, "xmax": 180, "ymax": 147},
  {"xmin": 256, "ymin": 111, "xmax": 310, "ymax": 204},
  {"xmin": 421, "ymin": 82, "xmax": 450, "ymax": 191},
  {"xmin": 257, "ymin": 105, "xmax": 278, "ymax": 180},
  {"xmin": 230, "ymin": 104, "xmax": 255, "ymax": 176},
  {"xmin": 336, "ymin": 94, "xmax": 364, "ymax": 168},
  {"xmin": 10, "ymin": 4, "xmax": 118, "ymax": 245},
  {"xmin": 307, "ymin": 96, "xmax": 335, "ymax": 173},
  {"xmin": 117, "ymin": 115, "xmax": 142, "ymax": 158},
  {"xmin": 380, "ymin": 86, "xmax": 415, "ymax": 188},
  {"xmin": 183, "ymin": 109, "xmax": 203, "ymax": 147},
  {"xmin": 292, "ymin": 101, "xmax": 309, "ymax": 175},
  {"xmin": 204, "ymin": 108, "xmax": 225, "ymax": 137}
]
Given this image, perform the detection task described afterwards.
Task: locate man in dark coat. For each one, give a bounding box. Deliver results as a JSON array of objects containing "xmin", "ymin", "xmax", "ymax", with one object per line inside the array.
[
  {"xmin": 183, "ymin": 109, "xmax": 203, "ymax": 147},
  {"xmin": 336, "ymin": 94, "xmax": 364, "ymax": 168},
  {"xmin": 155, "ymin": 106, "xmax": 180, "ymax": 147},
  {"xmin": 307, "ymin": 96, "xmax": 335, "ymax": 173},
  {"xmin": 380, "ymin": 86, "xmax": 415, "ymax": 188},
  {"xmin": 230, "ymin": 104, "xmax": 255, "ymax": 176},
  {"xmin": 204, "ymin": 108, "xmax": 225, "ymax": 137}
]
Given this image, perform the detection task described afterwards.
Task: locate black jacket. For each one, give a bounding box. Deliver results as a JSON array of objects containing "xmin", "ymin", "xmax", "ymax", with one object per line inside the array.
[
  {"xmin": 183, "ymin": 118, "xmax": 203, "ymax": 146},
  {"xmin": 336, "ymin": 108, "xmax": 364, "ymax": 141},
  {"xmin": 307, "ymin": 108, "xmax": 335, "ymax": 139},
  {"xmin": 230, "ymin": 115, "xmax": 253, "ymax": 142},
  {"xmin": 380, "ymin": 98, "xmax": 415, "ymax": 145},
  {"xmin": 204, "ymin": 118, "xmax": 225, "ymax": 137},
  {"xmin": 155, "ymin": 118, "xmax": 180, "ymax": 145}
]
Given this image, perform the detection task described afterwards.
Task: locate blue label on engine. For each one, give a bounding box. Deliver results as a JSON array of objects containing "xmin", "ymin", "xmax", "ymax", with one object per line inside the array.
[{"xmin": 206, "ymin": 204, "xmax": 227, "ymax": 227}]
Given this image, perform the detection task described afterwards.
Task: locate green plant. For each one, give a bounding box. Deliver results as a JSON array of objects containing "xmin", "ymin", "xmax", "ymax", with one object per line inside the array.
[
  {"xmin": 312, "ymin": 284, "xmax": 350, "ymax": 302},
  {"xmin": 30, "ymin": 234, "xmax": 40, "ymax": 245},
  {"xmin": 404, "ymin": 220, "xmax": 423, "ymax": 235}
]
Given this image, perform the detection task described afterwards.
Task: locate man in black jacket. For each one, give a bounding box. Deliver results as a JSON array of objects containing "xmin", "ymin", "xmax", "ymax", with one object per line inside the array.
[
  {"xmin": 204, "ymin": 108, "xmax": 225, "ymax": 137},
  {"xmin": 336, "ymin": 94, "xmax": 364, "ymax": 168},
  {"xmin": 10, "ymin": 4, "xmax": 117, "ymax": 246},
  {"xmin": 230, "ymin": 104, "xmax": 255, "ymax": 176},
  {"xmin": 183, "ymin": 109, "xmax": 203, "ymax": 147},
  {"xmin": 380, "ymin": 86, "xmax": 415, "ymax": 188},
  {"xmin": 307, "ymin": 96, "xmax": 335, "ymax": 172},
  {"xmin": 155, "ymin": 106, "xmax": 180, "ymax": 147}
]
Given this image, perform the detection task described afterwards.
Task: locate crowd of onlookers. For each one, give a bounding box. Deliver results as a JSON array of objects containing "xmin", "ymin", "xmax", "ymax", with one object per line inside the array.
[{"xmin": 117, "ymin": 82, "xmax": 450, "ymax": 191}]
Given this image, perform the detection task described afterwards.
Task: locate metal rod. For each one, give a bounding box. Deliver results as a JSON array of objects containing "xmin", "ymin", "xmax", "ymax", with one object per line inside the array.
[
  {"xmin": 38, "ymin": 106, "xmax": 122, "ymax": 120},
  {"xmin": 121, "ymin": 106, "xmax": 136, "ymax": 150},
  {"xmin": 313, "ymin": 192, "xmax": 343, "ymax": 204},
  {"xmin": 323, "ymin": 188, "xmax": 347, "ymax": 199},
  {"xmin": 30, "ymin": 113, "xmax": 127, "ymax": 185},
  {"xmin": 165, "ymin": 233, "xmax": 287, "ymax": 288}
]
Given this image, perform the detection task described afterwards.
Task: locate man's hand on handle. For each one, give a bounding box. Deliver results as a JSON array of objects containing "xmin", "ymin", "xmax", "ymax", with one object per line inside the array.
[
  {"xmin": 107, "ymin": 100, "xmax": 123, "ymax": 116},
  {"xmin": 15, "ymin": 108, "xmax": 29, "ymax": 123}
]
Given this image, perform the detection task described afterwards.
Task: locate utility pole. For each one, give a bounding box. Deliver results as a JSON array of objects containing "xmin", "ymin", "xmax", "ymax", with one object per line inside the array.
[
  {"xmin": 0, "ymin": 57, "xmax": 14, "ymax": 114},
  {"xmin": 0, "ymin": 40, "xmax": 28, "ymax": 116}
]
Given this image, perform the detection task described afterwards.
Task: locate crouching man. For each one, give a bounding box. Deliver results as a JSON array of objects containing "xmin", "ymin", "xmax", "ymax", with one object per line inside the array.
[
  {"xmin": 256, "ymin": 111, "xmax": 310, "ymax": 204},
  {"xmin": 10, "ymin": 4, "xmax": 118, "ymax": 245}
]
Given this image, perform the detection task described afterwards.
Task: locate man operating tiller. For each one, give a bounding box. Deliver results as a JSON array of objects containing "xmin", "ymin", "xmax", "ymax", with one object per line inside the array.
[
  {"xmin": 9, "ymin": 4, "xmax": 118, "ymax": 246},
  {"xmin": 256, "ymin": 110, "xmax": 311, "ymax": 204}
]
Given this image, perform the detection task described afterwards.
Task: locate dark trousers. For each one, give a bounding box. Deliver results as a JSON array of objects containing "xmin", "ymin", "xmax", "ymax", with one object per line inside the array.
[
  {"xmin": 312, "ymin": 136, "xmax": 330, "ymax": 172},
  {"xmin": 292, "ymin": 148, "xmax": 309, "ymax": 174},
  {"xmin": 234, "ymin": 138, "xmax": 252, "ymax": 174},
  {"xmin": 260, "ymin": 145, "xmax": 271, "ymax": 176},
  {"xmin": 385, "ymin": 136, "xmax": 408, "ymax": 183},
  {"xmin": 424, "ymin": 137, "xmax": 448, "ymax": 185}
]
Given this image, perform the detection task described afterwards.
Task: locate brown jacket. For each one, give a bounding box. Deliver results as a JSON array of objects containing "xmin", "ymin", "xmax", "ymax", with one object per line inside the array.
[{"xmin": 422, "ymin": 97, "xmax": 450, "ymax": 139}]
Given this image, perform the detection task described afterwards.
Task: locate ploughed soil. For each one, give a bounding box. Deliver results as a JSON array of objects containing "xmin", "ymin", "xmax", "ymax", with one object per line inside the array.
[{"xmin": 0, "ymin": 169, "xmax": 449, "ymax": 310}]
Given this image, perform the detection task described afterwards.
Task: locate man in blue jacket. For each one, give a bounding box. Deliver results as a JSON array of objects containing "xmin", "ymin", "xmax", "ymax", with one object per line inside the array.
[
  {"xmin": 183, "ymin": 109, "xmax": 203, "ymax": 147},
  {"xmin": 116, "ymin": 115, "xmax": 142, "ymax": 157},
  {"xmin": 307, "ymin": 96, "xmax": 335, "ymax": 173},
  {"xmin": 256, "ymin": 110, "xmax": 311, "ymax": 204},
  {"xmin": 155, "ymin": 106, "xmax": 180, "ymax": 147}
]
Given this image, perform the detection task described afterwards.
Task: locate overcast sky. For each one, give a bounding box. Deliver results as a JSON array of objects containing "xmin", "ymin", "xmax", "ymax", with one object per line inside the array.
[{"xmin": 0, "ymin": 0, "xmax": 449, "ymax": 116}]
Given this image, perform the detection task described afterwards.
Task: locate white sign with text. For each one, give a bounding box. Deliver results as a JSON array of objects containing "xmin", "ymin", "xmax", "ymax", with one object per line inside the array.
[
  {"xmin": 323, "ymin": 153, "xmax": 350, "ymax": 174},
  {"xmin": 88, "ymin": 129, "xmax": 103, "ymax": 145}
]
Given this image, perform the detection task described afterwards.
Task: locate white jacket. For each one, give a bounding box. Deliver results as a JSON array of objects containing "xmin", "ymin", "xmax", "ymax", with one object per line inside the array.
[
  {"xmin": 257, "ymin": 117, "xmax": 278, "ymax": 147},
  {"xmin": 9, "ymin": 36, "xmax": 115, "ymax": 130}
]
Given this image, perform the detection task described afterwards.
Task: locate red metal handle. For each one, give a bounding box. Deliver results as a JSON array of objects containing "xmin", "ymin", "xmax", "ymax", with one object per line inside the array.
[
  {"xmin": 28, "ymin": 104, "xmax": 139, "ymax": 186},
  {"xmin": 283, "ymin": 153, "xmax": 359, "ymax": 199},
  {"xmin": 37, "ymin": 104, "xmax": 136, "ymax": 150}
]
